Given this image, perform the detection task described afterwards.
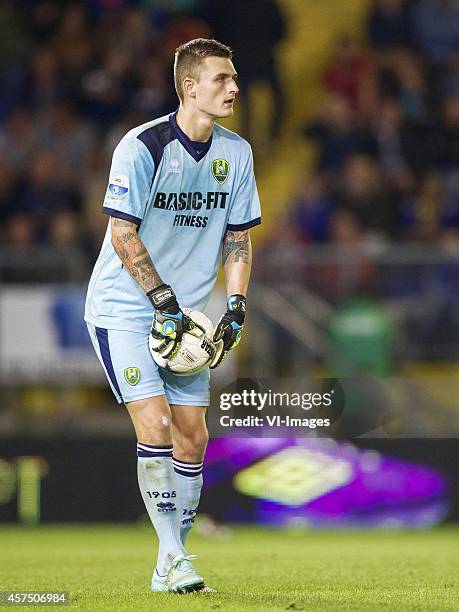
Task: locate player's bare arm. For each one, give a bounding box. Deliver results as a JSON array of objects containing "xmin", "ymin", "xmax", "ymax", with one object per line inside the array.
[
  {"xmin": 210, "ymin": 229, "xmax": 252, "ymax": 368},
  {"xmin": 222, "ymin": 229, "xmax": 252, "ymax": 296},
  {"xmin": 222, "ymin": 229, "xmax": 250, "ymax": 264},
  {"xmin": 111, "ymin": 217, "xmax": 163, "ymax": 293}
]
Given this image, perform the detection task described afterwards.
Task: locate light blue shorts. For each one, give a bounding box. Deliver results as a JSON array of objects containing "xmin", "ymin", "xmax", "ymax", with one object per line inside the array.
[{"xmin": 86, "ymin": 323, "xmax": 210, "ymax": 406}]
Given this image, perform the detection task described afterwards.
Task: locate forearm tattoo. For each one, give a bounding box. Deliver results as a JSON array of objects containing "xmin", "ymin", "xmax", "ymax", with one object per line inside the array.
[
  {"xmin": 222, "ymin": 230, "xmax": 251, "ymax": 266},
  {"xmin": 111, "ymin": 217, "xmax": 162, "ymax": 292}
]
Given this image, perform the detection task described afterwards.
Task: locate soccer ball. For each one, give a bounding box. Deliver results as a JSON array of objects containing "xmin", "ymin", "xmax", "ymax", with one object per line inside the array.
[{"xmin": 149, "ymin": 309, "xmax": 218, "ymax": 376}]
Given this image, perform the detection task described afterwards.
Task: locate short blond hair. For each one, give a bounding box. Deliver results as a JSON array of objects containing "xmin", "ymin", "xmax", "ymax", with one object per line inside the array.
[{"xmin": 174, "ymin": 38, "xmax": 233, "ymax": 102}]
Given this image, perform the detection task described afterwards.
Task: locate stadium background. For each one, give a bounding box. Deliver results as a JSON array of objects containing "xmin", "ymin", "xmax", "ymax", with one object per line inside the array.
[{"xmin": 0, "ymin": 0, "xmax": 458, "ymax": 538}]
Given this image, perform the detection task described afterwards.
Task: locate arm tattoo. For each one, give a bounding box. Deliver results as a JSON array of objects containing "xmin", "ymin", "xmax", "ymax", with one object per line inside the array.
[
  {"xmin": 222, "ymin": 230, "xmax": 251, "ymax": 266},
  {"xmin": 111, "ymin": 217, "xmax": 162, "ymax": 293}
]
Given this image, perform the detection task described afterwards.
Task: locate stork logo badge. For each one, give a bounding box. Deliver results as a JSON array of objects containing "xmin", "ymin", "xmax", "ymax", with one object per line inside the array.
[
  {"xmin": 124, "ymin": 367, "xmax": 140, "ymax": 386},
  {"xmin": 212, "ymin": 159, "xmax": 229, "ymax": 185}
]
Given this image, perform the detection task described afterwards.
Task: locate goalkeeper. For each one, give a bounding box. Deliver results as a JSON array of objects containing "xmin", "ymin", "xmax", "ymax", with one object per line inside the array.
[{"xmin": 84, "ymin": 38, "xmax": 260, "ymax": 593}]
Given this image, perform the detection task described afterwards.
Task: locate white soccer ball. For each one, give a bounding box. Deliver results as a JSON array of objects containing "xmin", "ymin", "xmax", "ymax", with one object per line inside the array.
[{"xmin": 149, "ymin": 309, "xmax": 217, "ymax": 376}]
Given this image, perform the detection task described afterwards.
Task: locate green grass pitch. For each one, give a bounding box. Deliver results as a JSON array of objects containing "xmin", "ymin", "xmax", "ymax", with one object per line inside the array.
[{"xmin": 1, "ymin": 525, "xmax": 458, "ymax": 611}]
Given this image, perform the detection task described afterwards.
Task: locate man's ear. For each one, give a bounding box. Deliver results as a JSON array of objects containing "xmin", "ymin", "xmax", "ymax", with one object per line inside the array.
[{"xmin": 183, "ymin": 77, "xmax": 197, "ymax": 99}]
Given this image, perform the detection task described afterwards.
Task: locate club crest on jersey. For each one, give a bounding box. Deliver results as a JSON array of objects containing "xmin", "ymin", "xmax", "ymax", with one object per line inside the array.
[
  {"xmin": 124, "ymin": 367, "xmax": 140, "ymax": 386},
  {"xmin": 212, "ymin": 159, "xmax": 230, "ymax": 185},
  {"xmin": 108, "ymin": 174, "xmax": 129, "ymax": 199}
]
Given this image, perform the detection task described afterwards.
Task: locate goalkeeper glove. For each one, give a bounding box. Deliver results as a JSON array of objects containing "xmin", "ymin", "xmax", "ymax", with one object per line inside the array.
[
  {"xmin": 210, "ymin": 294, "xmax": 246, "ymax": 369},
  {"xmin": 147, "ymin": 284, "xmax": 204, "ymax": 359}
]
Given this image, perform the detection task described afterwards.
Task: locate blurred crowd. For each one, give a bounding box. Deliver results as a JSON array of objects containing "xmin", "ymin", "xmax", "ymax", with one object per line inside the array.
[{"xmin": 290, "ymin": 0, "xmax": 459, "ymax": 250}]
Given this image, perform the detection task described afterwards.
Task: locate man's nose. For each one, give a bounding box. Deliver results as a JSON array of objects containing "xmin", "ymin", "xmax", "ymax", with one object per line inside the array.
[{"xmin": 229, "ymin": 80, "xmax": 239, "ymax": 94}]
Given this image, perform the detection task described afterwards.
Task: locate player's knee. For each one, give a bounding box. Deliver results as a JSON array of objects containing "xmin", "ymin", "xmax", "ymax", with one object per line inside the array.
[
  {"xmin": 192, "ymin": 427, "xmax": 209, "ymax": 453},
  {"xmin": 178, "ymin": 428, "xmax": 209, "ymax": 459},
  {"xmin": 136, "ymin": 414, "xmax": 172, "ymax": 446},
  {"xmin": 126, "ymin": 396, "xmax": 173, "ymax": 445}
]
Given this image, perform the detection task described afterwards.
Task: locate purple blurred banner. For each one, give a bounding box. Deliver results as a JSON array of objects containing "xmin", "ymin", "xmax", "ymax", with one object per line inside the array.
[{"xmin": 204, "ymin": 437, "xmax": 449, "ymax": 528}]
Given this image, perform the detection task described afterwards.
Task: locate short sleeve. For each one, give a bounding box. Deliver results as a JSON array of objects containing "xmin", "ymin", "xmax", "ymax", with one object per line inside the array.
[
  {"xmin": 226, "ymin": 146, "xmax": 261, "ymax": 231},
  {"xmin": 102, "ymin": 136, "xmax": 153, "ymax": 226}
]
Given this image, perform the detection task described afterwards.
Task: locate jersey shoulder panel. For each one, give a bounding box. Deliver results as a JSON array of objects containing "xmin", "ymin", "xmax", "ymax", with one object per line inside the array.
[
  {"xmin": 134, "ymin": 114, "xmax": 177, "ymax": 169},
  {"xmin": 102, "ymin": 116, "xmax": 174, "ymax": 224},
  {"xmin": 111, "ymin": 114, "xmax": 172, "ymax": 164}
]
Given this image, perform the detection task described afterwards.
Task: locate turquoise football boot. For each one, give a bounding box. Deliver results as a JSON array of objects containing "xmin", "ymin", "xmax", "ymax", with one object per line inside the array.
[{"xmin": 165, "ymin": 555, "xmax": 204, "ymax": 594}]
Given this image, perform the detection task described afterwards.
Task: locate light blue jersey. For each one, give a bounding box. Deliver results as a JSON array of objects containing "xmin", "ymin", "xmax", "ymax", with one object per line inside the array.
[{"xmin": 85, "ymin": 111, "xmax": 261, "ymax": 333}]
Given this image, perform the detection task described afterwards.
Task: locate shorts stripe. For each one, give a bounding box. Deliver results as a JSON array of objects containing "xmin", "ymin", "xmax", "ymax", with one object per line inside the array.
[{"xmin": 95, "ymin": 327, "xmax": 124, "ymax": 402}]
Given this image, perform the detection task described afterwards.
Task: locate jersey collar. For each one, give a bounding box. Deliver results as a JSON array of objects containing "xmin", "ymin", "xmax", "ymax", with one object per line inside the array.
[{"xmin": 170, "ymin": 111, "xmax": 213, "ymax": 162}]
